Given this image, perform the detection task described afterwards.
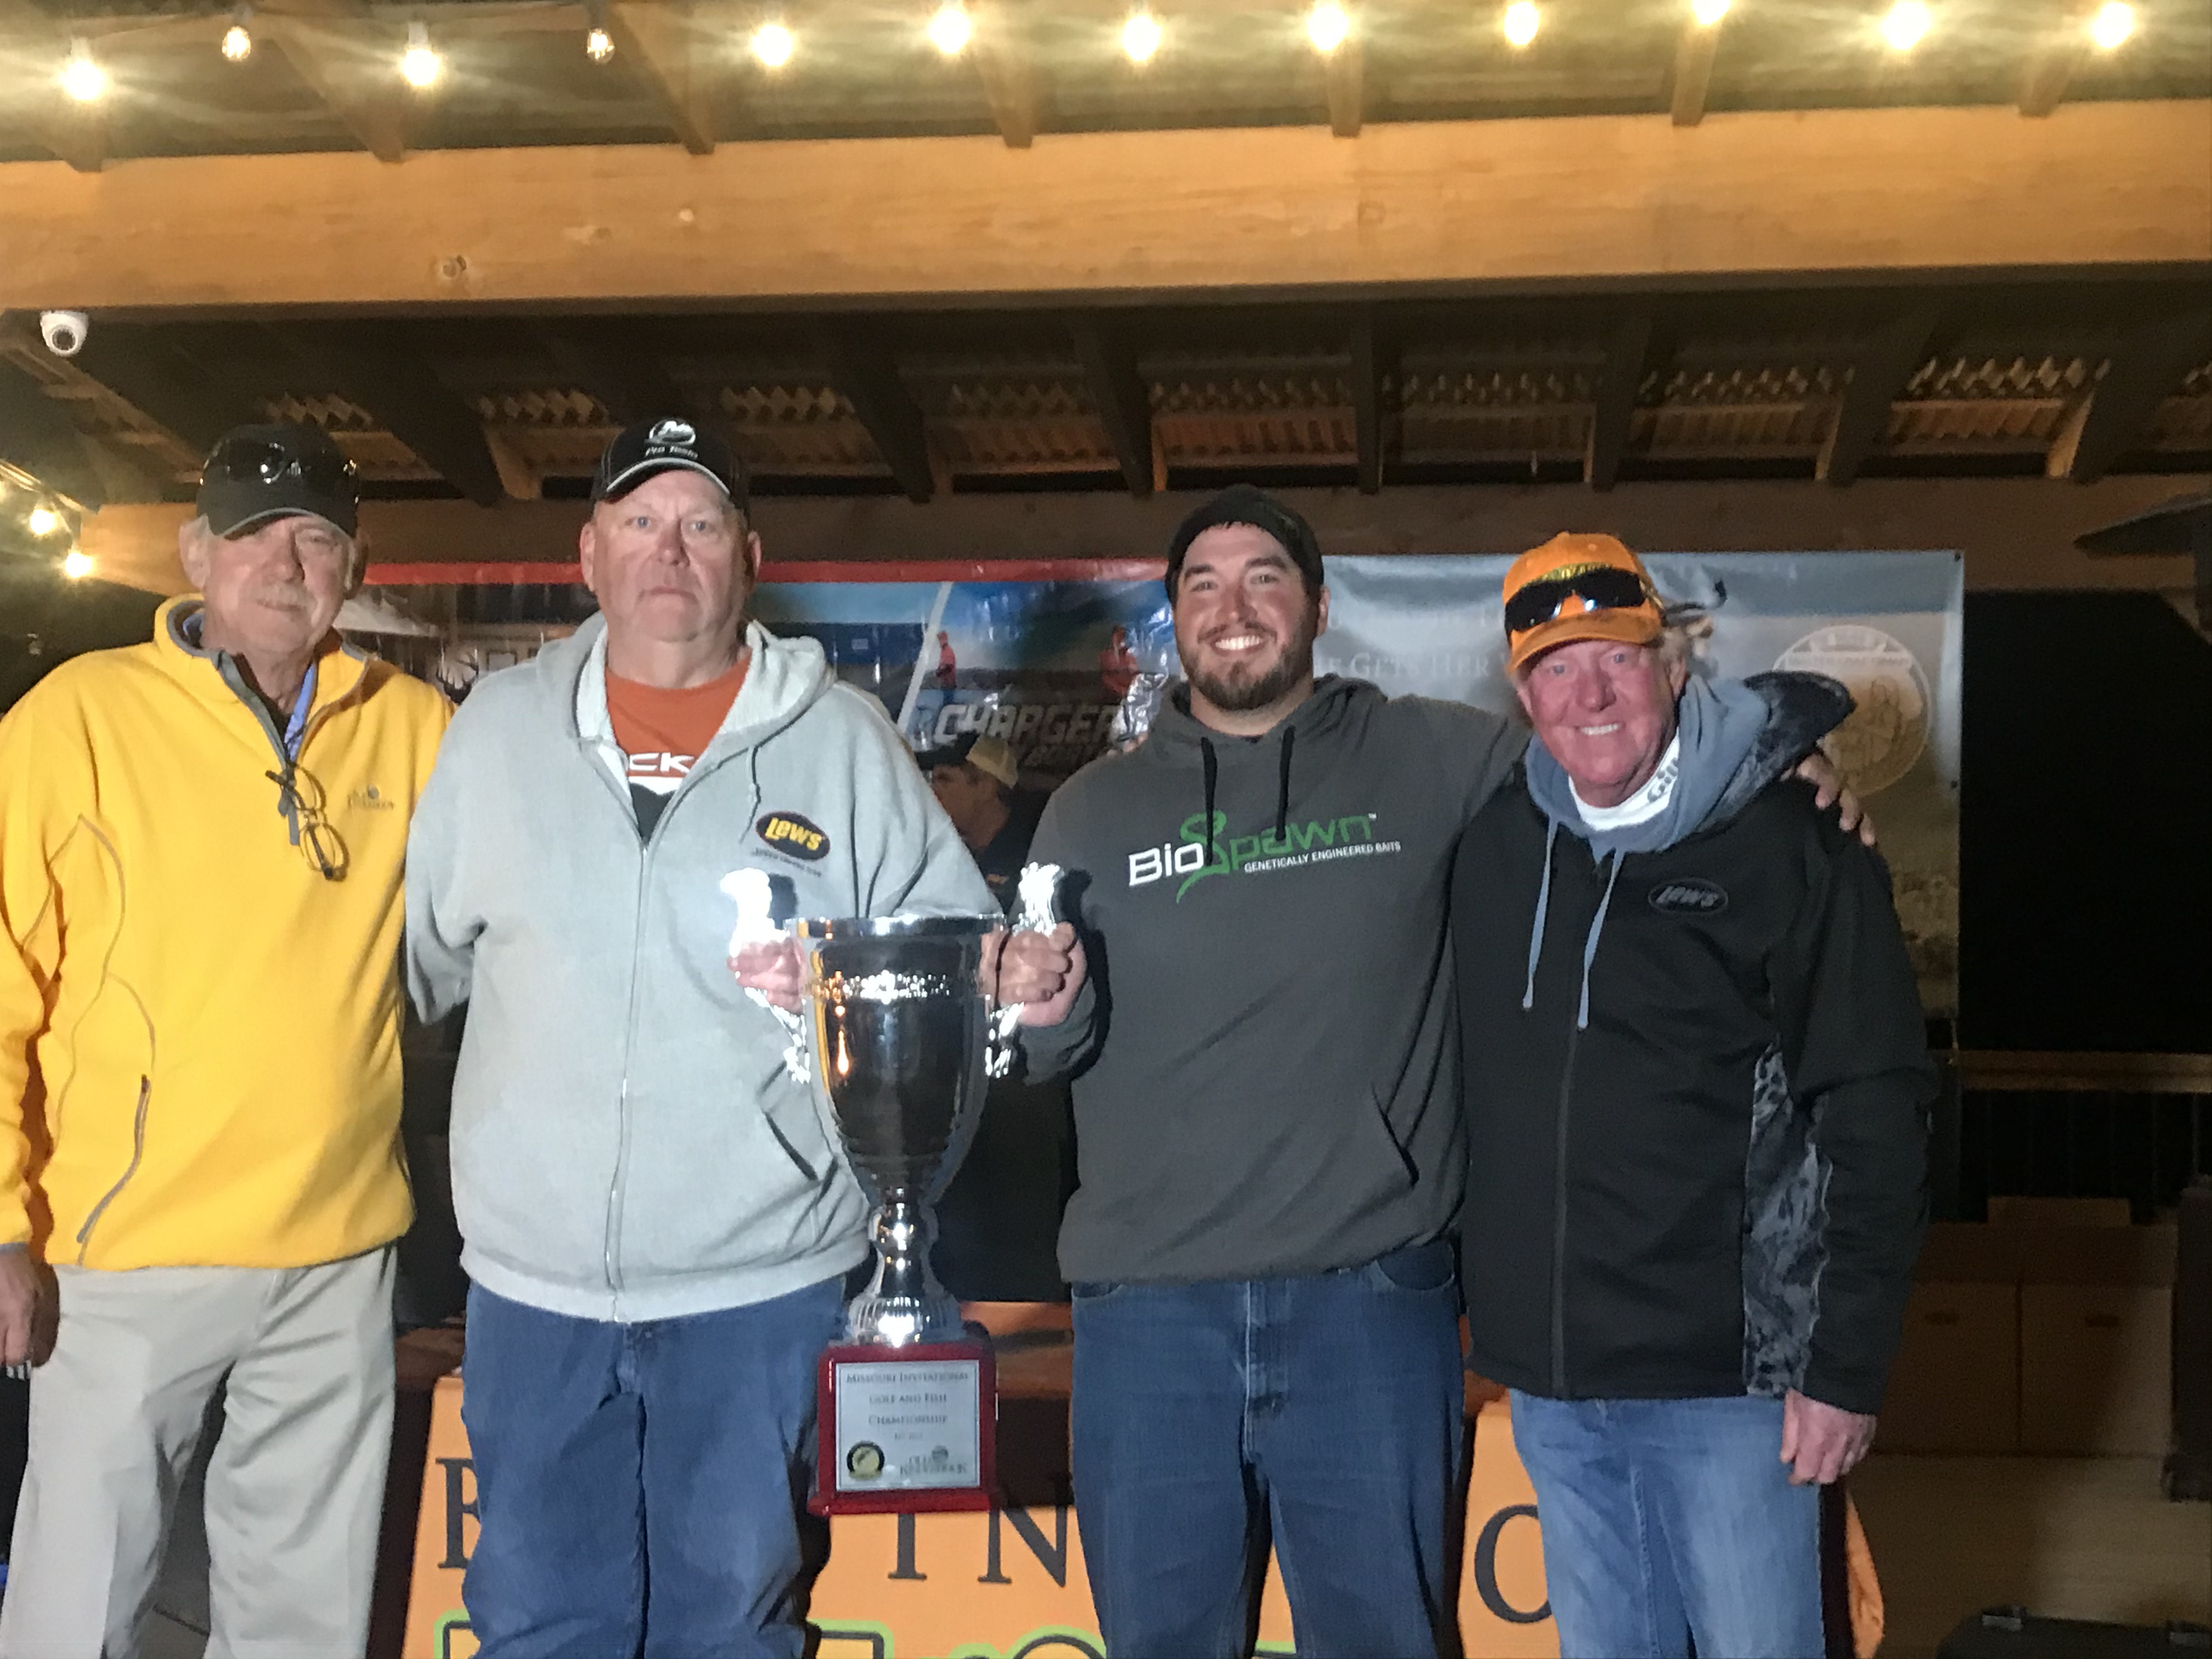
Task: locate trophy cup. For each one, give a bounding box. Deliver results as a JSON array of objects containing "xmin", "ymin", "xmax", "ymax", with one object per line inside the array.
[{"xmin": 774, "ymin": 868, "xmax": 1059, "ymax": 1515}]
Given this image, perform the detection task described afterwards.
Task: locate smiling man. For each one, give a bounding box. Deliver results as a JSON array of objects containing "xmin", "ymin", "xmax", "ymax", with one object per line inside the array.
[
  {"xmin": 405, "ymin": 418, "xmax": 1075, "ymax": 1658},
  {"xmin": 1452, "ymin": 534, "xmax": 1933, "ymax": 1658},
  {"xmin": 0, "ymin": 424, "xmax": 450, "ymax": 1658}
]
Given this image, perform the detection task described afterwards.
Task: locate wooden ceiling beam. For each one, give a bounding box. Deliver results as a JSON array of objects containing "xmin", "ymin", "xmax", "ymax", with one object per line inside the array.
[
  {"xmin": 272, "ymin": 323, "xmax": 510, "ymax": 505},
  {"xmin": 1073, "ymin": 317, "xmax": 1154, "ymax": 499},
  {"xmin": 63, "ymin": 324, "xmax": 261, "ymax": 458},
  {"xmin": 971, "ymin": 2, "xmax": 1038, "ymax": 149},
  {"xmin": 1350, "ymin": 306, "xmax": 1395, "ymax": 495},
  {"xmin": 0, "ymin": 361, "xmax": 109, "ymax": 506},
  {"xmin": 1816, "ymin": 307, "xmax": 1942, "ymax": 487},
  {"xmin": 535, "ymin": 325, "xmax": 692, "ymax": 426},
  {"xmin": 1669, "ymin": 12, "xmax": 1723, "ymax": 128},
  {"xmin": 601, "ymin": 2, "xmax": 718, "ymax": 155},
  {"xmin": 1, "ymin": 103, "xmax": 2205, "ymax": 311},
  {"xmin": 263, "ymin": 14, "xmax": 414, "ymax": 164},
  {"xmin": 2018, "ymin": 5, "xmax": 2086, "ymax": 118},
  {"xmin": 1584, "ymin": 312, "xmax": 1657, "ymax": 491},
  {"xmin": 2046, "ymin": 312, "xmax": 2212, "ymax": 484},
  {"xmin": 823, "ymin": 329, "xmax": 934, "ymax": 504},
  {"xmin": 1324, "ymin": 40, "xmax": 1363, "ymax": 139}
]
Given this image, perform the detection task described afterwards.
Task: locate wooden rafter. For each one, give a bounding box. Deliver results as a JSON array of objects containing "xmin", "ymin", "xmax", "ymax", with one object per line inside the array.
[
  {"xmin": 1324, "ymin": 40, "xmax": 1363, "ymax": 139},
  {"xmin": 66, "ymin": 324, "xmax": 259, "ymax": 457},
  {"xmin": 0, "ymin": 361, "xmax": 108, "ymax": 506},
  {"xmin": 1584, "ymin": 313, "xmax": 1657, "ymax": 491},
  {"xmin": 264, "ymin": 13, "xmax": 413, "ymax": 163},
  {"xmin": 2018, "ymin": 5, "xmax": 2087, "ymax": 118},
  {"xmin": 602, "ymin": 1, "xmax": 717, "ymax": 155},
  {"xmin": 1350, "ymin": 307, "xmax": 1395, "ymax": 495},
  {"xmin": 1817, "ymin": 308, "xmax": 1941, "ymax": 487},
  {"xmin": 1669, "ymin": 12, "xmax": 1723, "ymax": 128},
  {"xmin": 535, "ymin": 326, "xmax": 691, "ymax": 426},
  {"xmin": 823, "ymin": 329, "xmax": 934, "ymax": 504},
  {"xmin": 1073, "ymin": 318, "xmax": 1154, "ymax": 499},
  {"xmin": 971, "ymin": 1, "xmax": 1038, "ymax": 149},
  {"xmin": 272, "ymin": 323, "xmax": 510, "ymax": 505},
  {"xmin": 2046, "ymin": 313, "xmax": 2212, "ymax": 484}
]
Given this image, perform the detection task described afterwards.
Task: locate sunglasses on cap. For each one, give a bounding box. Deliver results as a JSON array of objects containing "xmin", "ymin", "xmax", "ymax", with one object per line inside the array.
[
  {"xmin": 202, "ymin": 435, "xmax": 358, "ymax": 496},
  {"xmin": 1503, "ymin": 564, "xmax": 1654, "ymax": 636}
]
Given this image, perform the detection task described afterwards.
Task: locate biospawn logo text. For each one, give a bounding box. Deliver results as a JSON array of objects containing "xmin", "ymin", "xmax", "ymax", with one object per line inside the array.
[{"xmin": 1127, "ymin": 809, "xmax": 1402, "ymax": 900}]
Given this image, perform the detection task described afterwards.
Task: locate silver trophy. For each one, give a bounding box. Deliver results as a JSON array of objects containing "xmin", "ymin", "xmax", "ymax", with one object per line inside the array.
[{"xmin": 788, "ymin": 867, "xmax": 1061, "ymax": 1348}]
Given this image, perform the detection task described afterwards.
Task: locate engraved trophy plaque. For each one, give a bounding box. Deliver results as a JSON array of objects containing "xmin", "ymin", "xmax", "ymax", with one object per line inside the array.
[{"xmin": 782, "ymin": 871, "xmax": 1059, "ymax": 1514}]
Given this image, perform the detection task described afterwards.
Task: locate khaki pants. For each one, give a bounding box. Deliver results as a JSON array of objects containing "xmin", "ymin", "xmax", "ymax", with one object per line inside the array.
[{"xmin": 0, "ymin": 1248, "xmax": 396, "ymax": 1659}]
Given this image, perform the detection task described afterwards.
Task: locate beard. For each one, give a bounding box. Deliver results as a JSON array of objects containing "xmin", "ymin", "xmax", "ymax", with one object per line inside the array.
[{"xmin": 1186, "ymin": 601, "xmax": 1320, "ymax": 713}]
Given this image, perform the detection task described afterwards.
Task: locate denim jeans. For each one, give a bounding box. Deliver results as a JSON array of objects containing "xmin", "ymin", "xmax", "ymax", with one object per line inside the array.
[
  {"xmin": 459, "ymin": 1277, "xmax": 845, "ymax": 1659},
  {"xmin": 1508, "ymin": 1391, "xmax": 1822, "ymax": 1659},
  {"xmin": 1069, "ymin": 1240, "xmax": 1464, "ymax": 1659}
]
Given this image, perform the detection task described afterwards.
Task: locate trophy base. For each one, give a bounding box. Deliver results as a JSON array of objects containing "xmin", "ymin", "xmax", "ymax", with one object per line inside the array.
[{"xmin": 810, "ymin": 1339, "xmax": 998, "ymax": 1516}]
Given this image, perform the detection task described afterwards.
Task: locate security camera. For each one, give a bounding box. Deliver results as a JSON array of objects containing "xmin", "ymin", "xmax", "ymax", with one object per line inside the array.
[{"xmin": 39, "ymin": 312, "xmax": 88, "ymax": 357}]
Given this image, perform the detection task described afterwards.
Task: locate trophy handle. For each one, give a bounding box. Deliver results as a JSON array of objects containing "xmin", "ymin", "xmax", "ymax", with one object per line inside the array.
[
  {"xmin": 984, "ymin": 862, "xmax": 1063, "ymax": 1080},
  {"xmin": 720, "ymin": 868, "xmax": 811, "ymax": 1085}
]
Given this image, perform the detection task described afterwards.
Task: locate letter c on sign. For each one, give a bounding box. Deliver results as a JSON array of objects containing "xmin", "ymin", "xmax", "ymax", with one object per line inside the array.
[{"xmin": 1472, "ymin": 1503, "xmax": 1550, "ymax": 1625}]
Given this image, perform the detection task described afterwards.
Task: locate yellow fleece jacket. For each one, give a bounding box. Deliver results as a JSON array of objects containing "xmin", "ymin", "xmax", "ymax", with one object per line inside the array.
[{"xmin": 0, "ymin": 597, "xmax": 450, "ymax": 1269}]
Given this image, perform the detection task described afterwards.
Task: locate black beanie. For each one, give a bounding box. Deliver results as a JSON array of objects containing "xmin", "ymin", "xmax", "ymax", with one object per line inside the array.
[{"xmin": 1164, "ymin": 485, "xmax": 1325, "ymax": 600}]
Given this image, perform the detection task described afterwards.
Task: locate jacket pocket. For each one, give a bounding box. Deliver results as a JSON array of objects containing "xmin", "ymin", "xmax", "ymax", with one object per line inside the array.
[{"xmin": 74, "ymin": 1075, "xmax": 151, "ymax": 1262}]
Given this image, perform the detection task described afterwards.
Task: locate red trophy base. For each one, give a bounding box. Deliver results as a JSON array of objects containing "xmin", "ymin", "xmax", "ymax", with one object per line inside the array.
[{"xmin": 811, "ymin": 1339, "xmax": 998, "ymax": 1515}]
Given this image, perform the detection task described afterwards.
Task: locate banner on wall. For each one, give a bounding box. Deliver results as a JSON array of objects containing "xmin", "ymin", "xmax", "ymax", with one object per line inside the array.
[{"xmin": 747, "ymin": 551, "xmax": 1963, "ymax": 1011}]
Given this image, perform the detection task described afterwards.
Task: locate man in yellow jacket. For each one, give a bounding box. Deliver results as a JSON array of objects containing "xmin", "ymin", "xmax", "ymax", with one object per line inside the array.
[{"xmin": 0, "ymin": 424, "xmax": 449, "ymax": 1659}]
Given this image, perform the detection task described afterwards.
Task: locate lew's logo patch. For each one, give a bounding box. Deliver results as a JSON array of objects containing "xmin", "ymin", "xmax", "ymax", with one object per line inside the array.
[
  {"xmin": 756, "ymin": 811, "xmax": 830, "ymax": 861},
  {"xmin": 1649, "ymin": 878, "xmax": 1728, "ymax": 916}
]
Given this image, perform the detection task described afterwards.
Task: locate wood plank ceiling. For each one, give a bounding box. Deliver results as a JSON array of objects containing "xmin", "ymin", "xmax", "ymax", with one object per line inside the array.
[{"xmin": 0, "ymin": 0, "xmax": 2206, "ymax": 510}]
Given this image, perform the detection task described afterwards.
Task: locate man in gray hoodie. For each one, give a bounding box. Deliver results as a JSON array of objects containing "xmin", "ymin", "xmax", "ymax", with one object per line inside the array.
[
  {"xmin": 405, "ymin": 419, "xmax": 1074, "ymax": 1659},
  {"xmin": 1014, "ymin": 488, "xmax": 1862, "ymax": 1658}
]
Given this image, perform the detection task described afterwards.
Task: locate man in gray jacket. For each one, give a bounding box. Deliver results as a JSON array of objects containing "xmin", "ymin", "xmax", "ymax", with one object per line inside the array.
[{"xmin": 406, "ymin": 419, "xmax": 1071, "ymax": 1658}]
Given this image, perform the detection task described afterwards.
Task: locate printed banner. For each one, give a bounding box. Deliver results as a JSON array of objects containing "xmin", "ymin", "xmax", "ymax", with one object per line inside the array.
[
  {"xmin": 749, "ymin": 551, "xmax": 1963, "ymax": 1009},
  {"xmin": 401, "ymin": 1375, "xmax": 1556, "ymax": 1659}
]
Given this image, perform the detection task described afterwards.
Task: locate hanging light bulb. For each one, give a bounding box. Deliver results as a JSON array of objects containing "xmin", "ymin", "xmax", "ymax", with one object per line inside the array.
[
  {"xmin": 749, "ymin": 19, "xmax": 794, "ymax": 66},
  {"xmin": 1502, "ymin": 0, "xmax": 1540, "ymax": 47},
  {"xmin": 400, "ymin": 20, "xmax": 442, "ymax": 87},
  {"xmin": 222, "ymin": 8, "xmax": 253, "ymax": 61},
  {"xmin": 585, "ymin": 25, "xmax": 614, "ymax": 60},
  {"xmin": 1306, "ymin": 0, "xmax": 1350, "ymax": 52},
  {"xmin": 61, "ymin": 549, "xmax": 95, "ymax": 580},
  {"xmin": 1880, "ymin": 0, "xmax": 1930, "ymax": 51},
  {"xmin": 1120, "ymin": 8, "xmax": 1161, "ymax": 62},
  {"xmin": 928, "ymin": 1, "xmax": 972, "ymax": 55},
  {"xmin": 59, "ymin": 38, "xmax": 110, "ymax": 103},
  {"xmin": 2087, "ymin": 1, "xmax": 2133, "ymax": 50},
  {"xmin": 1691, "ymin": 0, "xmax": 1730, "ymax": 25},
  {"xmin": 27, "ymin": 506, "xmax": 61, "ymax": 537}
]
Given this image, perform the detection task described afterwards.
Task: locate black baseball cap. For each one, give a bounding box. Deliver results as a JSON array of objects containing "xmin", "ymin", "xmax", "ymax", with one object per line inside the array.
[
  {"xmin": 591, "ymin": 417, "xmax": 748, "ymax": 509},
  {"xmin": 196, "ymin": 424, "xmax": 360, "ymax": 539},
  {"xmin": 1164, "ymin": 484, "xmax": 1325, "ymax": 600}
]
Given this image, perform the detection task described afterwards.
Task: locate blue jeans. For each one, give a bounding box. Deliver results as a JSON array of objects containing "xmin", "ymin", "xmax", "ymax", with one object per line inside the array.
[
  {"xmin": 459, "ymin": 1277, "xmax": 845, "ymax": 1659},
  {"xmin": 1509, "ymin": 1392, "xmax": 1822, "ymax": 1659},
  {"xmin": 1070, "ymin": 1240, "xmax": 1464, "ymax": 1658}
]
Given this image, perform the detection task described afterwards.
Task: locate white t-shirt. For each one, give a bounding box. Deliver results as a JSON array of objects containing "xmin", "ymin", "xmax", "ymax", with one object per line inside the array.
[{"xmin": 1572, "ymin": 731, "xmax": 1680, "ymax": 831}]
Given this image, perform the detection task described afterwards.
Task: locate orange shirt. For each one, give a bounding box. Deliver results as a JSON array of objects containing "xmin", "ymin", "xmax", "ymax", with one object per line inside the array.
[{"xmin": 606, "ymin": 654, "xmax": 749, "ymax": 834}]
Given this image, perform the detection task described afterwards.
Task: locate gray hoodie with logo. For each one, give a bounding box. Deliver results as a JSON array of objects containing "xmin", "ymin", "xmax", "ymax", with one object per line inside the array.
[{"xmin": 406, "ymin": 616, "xmax": 995, "ymax": 1323}]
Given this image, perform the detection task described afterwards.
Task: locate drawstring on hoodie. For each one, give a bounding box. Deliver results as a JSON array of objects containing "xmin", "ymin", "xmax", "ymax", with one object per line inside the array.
[
  {"xmin": 1195, "ymin": 726, "xmax": 1297, "ymax": 861},
  {"xmin": 1519, "ymin": 831, "xmax": 1627, "ymax": 1031},
  {"xmin": 1200, "ymin": 738, "xmax": 1220, "ymax": 864}
]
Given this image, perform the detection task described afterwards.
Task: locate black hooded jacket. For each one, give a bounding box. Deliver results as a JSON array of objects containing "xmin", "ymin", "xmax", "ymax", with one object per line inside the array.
[{"xmin": 1452, "ymin": 706, "xmax": 1934, "ymax": 1417}]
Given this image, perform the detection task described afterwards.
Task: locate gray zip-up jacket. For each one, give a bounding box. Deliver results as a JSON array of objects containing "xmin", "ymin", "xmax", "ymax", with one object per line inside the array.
[{"xmin": 406, "ymin": 616, "xmax": 995, "ymax": 1322}]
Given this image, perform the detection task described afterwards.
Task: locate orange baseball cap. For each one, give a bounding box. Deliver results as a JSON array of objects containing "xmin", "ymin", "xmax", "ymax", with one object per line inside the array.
[{"xmin": 1501, "ymin": 532, "xmax": 1663, "ymax": 673}]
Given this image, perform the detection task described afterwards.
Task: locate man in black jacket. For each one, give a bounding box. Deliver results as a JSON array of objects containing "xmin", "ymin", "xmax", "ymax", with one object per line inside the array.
[{"xmin": 1453, "ymin": 533, "xmax": 1933, "ymax": 1659}]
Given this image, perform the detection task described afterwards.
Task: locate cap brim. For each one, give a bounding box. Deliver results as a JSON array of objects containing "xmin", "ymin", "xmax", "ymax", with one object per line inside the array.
[
  {"xmin": 199, "ymin": 482, "xmax": 357, "ymax": 540},
  {"xmin": 1508, "ymin": 606, "xmax": 1662, "ymax": 673},
  {"xmin": 595, "ymin": 458, "xmax": 734, "ymax": 503}
]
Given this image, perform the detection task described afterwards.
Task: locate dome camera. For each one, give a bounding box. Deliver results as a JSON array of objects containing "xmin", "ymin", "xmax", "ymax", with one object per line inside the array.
[{"xmin": 39, "ymin": 311, "xmax": 89, "ymax": 357}]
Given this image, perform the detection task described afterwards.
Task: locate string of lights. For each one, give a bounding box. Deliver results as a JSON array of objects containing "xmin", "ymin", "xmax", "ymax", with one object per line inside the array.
[{"xmin": 41, "ymin": 0, "xmax": 2146, "ymax": 98}]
